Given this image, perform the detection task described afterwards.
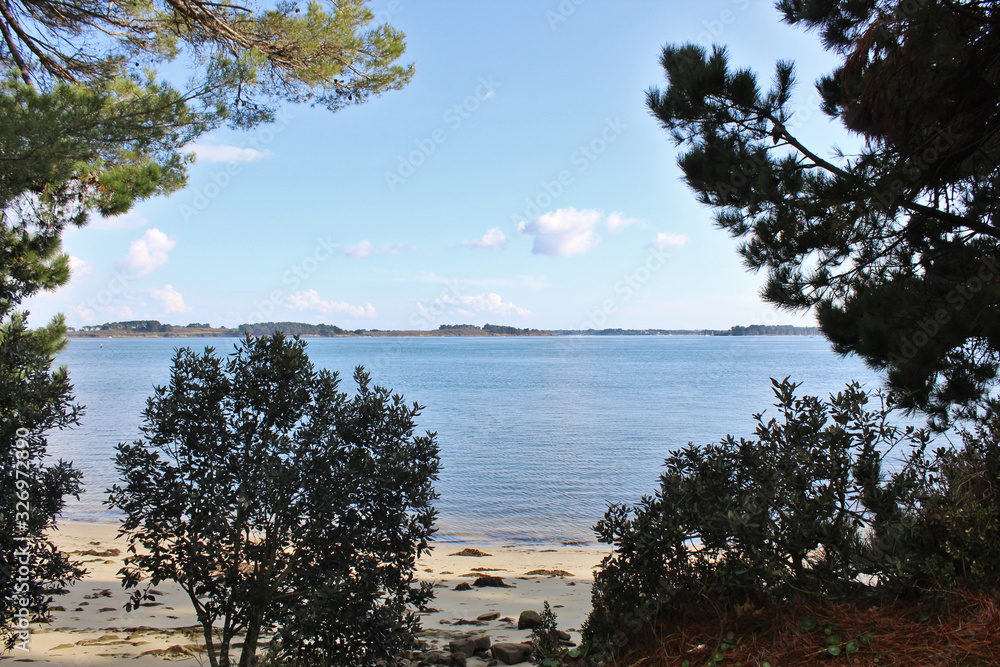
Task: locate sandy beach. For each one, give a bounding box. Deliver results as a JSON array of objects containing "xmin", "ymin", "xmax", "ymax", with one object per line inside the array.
[{"xmin": 4, "ymin": 521, "xmax": 608, "ymax": 665}]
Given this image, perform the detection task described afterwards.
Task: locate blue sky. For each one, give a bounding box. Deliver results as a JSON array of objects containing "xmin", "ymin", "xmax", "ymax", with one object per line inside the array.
[{"xmin": 27, "ymin": 0, "xmax": 853, "ymax": 331}]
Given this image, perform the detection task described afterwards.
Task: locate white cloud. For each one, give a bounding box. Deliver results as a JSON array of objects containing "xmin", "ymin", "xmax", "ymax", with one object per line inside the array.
[
  {"xmin": 67, "ymin": 255, "xmax": 92, "ymax": 279},
  {"xmin": 461, "ymin": 227, "xmax": 507, "ymax": 250},
  {"xmin": 90, "ymin": 210, "xmax": 149, "ymax": 231},
  {"xmin": 518, "ymin": 207, "xmax": 603, "ymax": 257},
  {"xmin": 343, "ymin": 240, "xmax": 408, "ymax": 258},
  {"xmin": 606, "ymin": 211, "xmax": 641, "ymax": 232},
  {"xmin": 69, "ymin": 305, "xmax": 93, "ymax": 321},
  {"xmin": 288, "ymin": 289, "xmax": 376, "ymax": 318},
  {"xmin": 187, "ymin": 143, "xmax": 272, "ymax": 163},
  {"xmin": 648, "ymin": 231, "xmax": 689, "ymax": 249},
  {"xmin": 116, "ymin": 228, "xmax": 176, "ymax": 278},
  {"xmin": 416, "ymin": 292, "xmax": 531, "ymax": 318},
  {"xmin": 149, "ymin": 284, "xmax": 191, "ymax": 313}
]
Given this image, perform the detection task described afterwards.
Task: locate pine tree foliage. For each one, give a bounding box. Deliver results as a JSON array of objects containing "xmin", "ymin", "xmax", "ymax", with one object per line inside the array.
[{"xmin": 648, "ymin": 0, "xmax": 1000, "ymax": 425}]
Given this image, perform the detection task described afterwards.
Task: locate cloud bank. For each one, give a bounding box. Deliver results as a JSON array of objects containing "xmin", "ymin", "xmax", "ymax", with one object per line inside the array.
[
  {"xmin": 288, "ymin": 289, "xmax": 377, "ymax": 318},
  {"xmin": 416, "ymin": 292, "xmax": 531, "ymax": 318}
]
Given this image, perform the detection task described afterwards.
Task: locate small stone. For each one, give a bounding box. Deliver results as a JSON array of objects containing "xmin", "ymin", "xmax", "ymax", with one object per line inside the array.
[
  {"xmin": 491, "ymin": 642, "xmax": 530, "ymax": 665},
  {"xmin": 477, "ymin": 612, "xmax": 501, "ymax": 621},
  {"xmin": 454, "ymin": 582, "xmax": 472, "ymax": 591},
  {"xmin": 423, "ymin": 650, "xmax": 451, "ymax": 665},
  {"xmin": 517, "ymin": 610, "xmax": 542, "ymax": 630}
]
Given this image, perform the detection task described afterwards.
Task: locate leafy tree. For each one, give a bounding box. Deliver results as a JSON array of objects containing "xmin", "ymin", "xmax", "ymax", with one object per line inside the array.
[
  {"xmin": 107, "ymin": 334, "xmax": 440, "ymax": 667},
  {"xmin": 585, "ymin": 379, "xmax": 931, "ymax": 651},
  {"xmin": 647, "ymin": 0, "xmax": 1000, "ymax": 425}
]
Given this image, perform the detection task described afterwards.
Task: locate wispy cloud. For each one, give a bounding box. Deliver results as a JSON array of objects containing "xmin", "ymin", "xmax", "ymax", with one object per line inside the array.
[
  {"xmin": 187, "ymin": 143, "xmax": 272, "ymax": 163},
  {"xmin": 648, "ymin": 231, "xmax": 688, "ymax": 248},
  {"xmin": 67, "ymin": 255, "xmax": 92, "ymax": 279},
  {"xmin": 416, "ymin": 292, "xmax": 531, "ymax": 318},
  {"xmin": 288, "ymin": 289, "xmax": 377, "ymax": 318},
  {"xmin": 606, "ymin": 211, "xmax": 641, "ymax": 232},
  {"xmin": 461, "ymin": 227, "xmax": 507, "ymax": 250},
  {"xmin": 150, "ymin": 284, "xmax": 191, "ymax": 313},
  {"xmin": 115, "ymin": 228, "xmax": 175, "ymax": 278},
  {"xmin": 343, "ymin": 240, "xmax": 409, "ymax": 259}
]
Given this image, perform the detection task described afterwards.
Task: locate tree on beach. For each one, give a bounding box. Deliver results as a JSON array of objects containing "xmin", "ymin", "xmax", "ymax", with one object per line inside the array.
[
  {"xmin": 108, "ymin": 334, "xmax": 440, "ymax": 667},
  {"xmin": 647, "ymin": 0, "xmax": 1000, "ymax": 426}
]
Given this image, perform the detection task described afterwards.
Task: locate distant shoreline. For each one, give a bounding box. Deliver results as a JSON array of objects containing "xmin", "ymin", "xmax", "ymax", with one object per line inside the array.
[{"xmin": 67, "ymin": 322, "xmax": 821, "ymax": 339}]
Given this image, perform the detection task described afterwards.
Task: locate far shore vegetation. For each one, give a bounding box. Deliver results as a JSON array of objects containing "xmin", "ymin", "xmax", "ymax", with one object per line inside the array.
[{"xmin": 67, "ymin": 320, "xmax": 822, "ymax": 339}]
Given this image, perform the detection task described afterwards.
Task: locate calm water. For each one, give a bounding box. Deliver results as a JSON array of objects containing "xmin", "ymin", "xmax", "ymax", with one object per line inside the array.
[{"xmin": 49, "ymin": 335, "xmax": 893, "ymax": 544}]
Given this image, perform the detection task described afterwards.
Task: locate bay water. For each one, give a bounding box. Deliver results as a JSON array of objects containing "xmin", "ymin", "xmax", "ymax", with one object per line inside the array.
[{"xmin": 50, "ymin": 335, "xmax": 898, "ymax": 544}]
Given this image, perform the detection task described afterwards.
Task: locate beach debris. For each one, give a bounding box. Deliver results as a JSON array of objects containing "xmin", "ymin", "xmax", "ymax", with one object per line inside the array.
[
  {"xmin": 454, "ymin": 582, "xmax": 473, "ymax": 591},
  {"xmin": 472, "ymin": 575, "xmax": 511, "ymax": 588},
  {"xmin": 83, "ymin": 589, "xmax": 113, "ymax": 599},
  {"xmin": 448, "ymin": 548, "xmax": 492, "ymax": 557},
  {"xmin": 524, "ymin": 569, "xmax": 573, "ymax": 577},
  {"xmin": 72, "ymin": 548, "xmax": 121, "ymax": 557},
  {"xmin": 517, "ymin": 610, "xmax": 542, "ymax": 630}
]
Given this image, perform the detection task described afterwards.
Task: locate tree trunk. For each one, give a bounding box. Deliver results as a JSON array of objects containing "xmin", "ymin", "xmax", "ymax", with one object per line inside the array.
[{"xmin": 239, "ymin": 611, "xmax": 265, "ymax": 667}]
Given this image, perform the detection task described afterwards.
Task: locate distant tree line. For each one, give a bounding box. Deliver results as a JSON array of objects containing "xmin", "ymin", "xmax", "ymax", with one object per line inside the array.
[
  {"xmin": 238, "ymin": 322, "xmax": 348, "ymax": 337},
  {"xmin": 80, "ymin": 320, "xmax": 172, "ymax": 332},
  {"xmin": 436, "ymin": 323, "xmax": 540, "ymax": 335},
  {"xmin": 726, "ymin": 325, "xmax": 821, "ymax": 336}
]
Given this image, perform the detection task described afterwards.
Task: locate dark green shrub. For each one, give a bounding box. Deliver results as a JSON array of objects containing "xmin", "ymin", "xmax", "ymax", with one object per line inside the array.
[
  {"xmin": 882, "ymin": 411, "xmax": 1000, "ymax": 589},
  {"xmin": 108, "ymin": 334, "xmax": 440, "ymax": 667},
  {"xmin": 584, "ymin": 378, "xmax": 930, "ymax": 649}
]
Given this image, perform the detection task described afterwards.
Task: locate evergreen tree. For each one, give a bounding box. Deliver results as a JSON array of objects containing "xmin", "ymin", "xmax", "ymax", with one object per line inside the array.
[{"xmin": 647, "ymin": 0, "xmax": 1000, "ymax": 425}]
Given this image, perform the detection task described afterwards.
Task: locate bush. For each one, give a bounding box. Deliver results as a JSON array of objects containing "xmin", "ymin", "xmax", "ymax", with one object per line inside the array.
[
  {"xmin": 108, "ymin": 334, "xmax": 440, "ymax": 667},
  {"xmin": 584, "ymin": 378, "xmax": 932, "ymax": 649},
  {"xmin": 884, "ymin": 411, "xmax": 1000, "ymax": 589}
]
